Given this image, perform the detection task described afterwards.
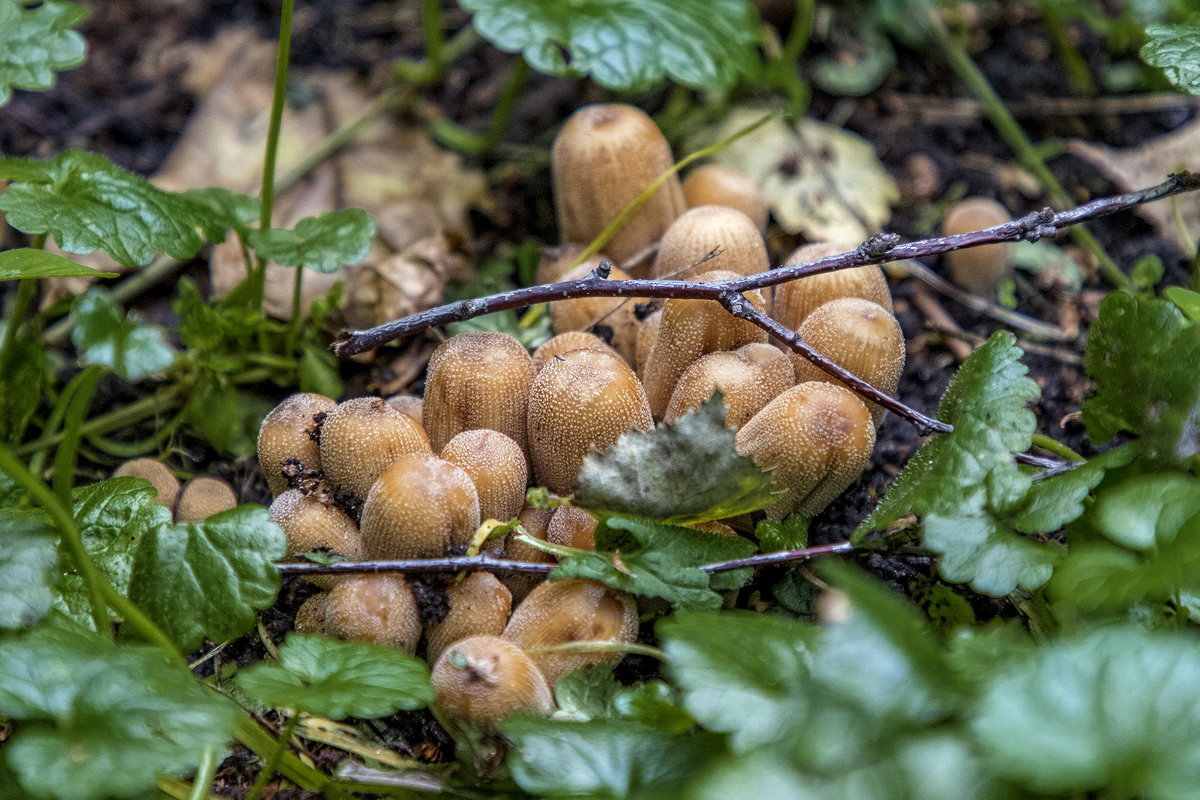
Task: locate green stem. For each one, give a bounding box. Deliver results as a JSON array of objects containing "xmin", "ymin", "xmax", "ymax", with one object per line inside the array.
[
  {"xmin": 1038, "ymin": 2, "xmax": 1097, "ymax": 97},
  {"xmin": 286, "ymin": 266, "xmax": 305, "ymax": 354},
  {"xmin": 430, "ymin": 57, "xmax": 531, "ymax": 155},
  {"xmin": 926, "ymin": 4, "xmax": 1129, "ymax": 290},
  {"xmin": 1030, "ymin": 433, "xmax": 1084, "ymax": 463},
  {"xmin": 0, "ymin": 278, "xmax": 37, "ymax": 368},
  {"xmin": 245, "ymin": 713, "xmax": 301, "ymax": 800},
  {"xmin": 187, "ymin": 746, "xmax": 218, "ymax": 800},
  {"xmin": 52, "ymin": 365, "xmax": 105, "ymax": 503},
  {"xmin": 422, "ymin": 0, "xmax": 445, "ymax": 81},
  {"xmin": 0, "ymin": 443, "xmax": 110, "ymax": 633},
  {"xmin": 782, "ymin": 0, "xmax": 814, "ymax": 63},
  {"xmin": 16, "ymin": 388, "xmax": 182, "ymax": 458},
  {"xmin": 44, "ymin": 255, "xmax": 186, "ymax": 345},
  {"xmin": 253, "ymin": 0, "xmax": 296, "ymax": 309}
]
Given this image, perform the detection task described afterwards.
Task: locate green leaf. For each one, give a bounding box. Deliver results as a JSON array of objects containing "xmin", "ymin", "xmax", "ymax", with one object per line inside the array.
[
  {"xmin": 298, "ymin": 341, "xmax": 343, "ymax": 398},
  {"xmin": 554, "ymin": 663, "xmax": 623, "ymax": 721},
  {"xmin": 1083, "ymin": 292, "xmax": 1200, "ymax": 463},
  {"xmin": 1142, "ymin": 18, "xmax": 1200, "ymax": 95},
  {"xmin": 0, "ymin": 248, "xmax": 117, "ymax": 281},
  {"xmin": 504, "ymin": 716, "xmax": 724, "ymax": 799},
  {"xmin": 180, "ymin": 186, "xmax": 259, "ymax": 236},
  {"xmin": 1012, "ymin": 446, "xmax": 1134, "ymax": 535},
  {"xmin": 754, "ymin": 514, "xmax": 809, "ymax": 552},
  {"xmin": 1165, "ymin": 286, "xmax": 1200, "ymax": 321},
  {"xmin": 0, "ymin": 620, "xmax": 237, "ymax": 800},
  {"xmin": 973, "ymin": 626, "xmax": 1200, "ymax": 797},
  {"xmin": 858, "ymin": 333, "xmax": 1059, "ymax": 595},
  {"xmin": 0, "ymin": 0, "xmax": 86, "ymax": 106},
  {"xmin": 0, "ymin": 152, "xmax": 232, "ymax": 267},
  {"xmin": 128, "ymin": 505, "xmax": 286, "ymax": 651},
  {"xmin": 0, "ymin": 322, "xmax": 44, "ymax": 442},
  {"xmin": 1088, "ymin": 472, "xmax": 1200, "ymax": 551},
  {"xmin": 551, "ymin": 516, "xmax": 756, "ymax": 610},
  {"xmin": 0, "ymin": 510, "xmax": 58, "ymax": 629},
  {"xmin": 55, "ymin": 477, "xmax": 171, "ymax": 630},
  {"xmin": 575, "ymin": 395, "xmax": 777, "ymax": 525},
  {"xmin": 247, "ymin": 208, "xmax": 376, "ymax": 273},
  {"xmin": 183, "ymin": 380, "xmax": 275, "ymax": 456},
  {"xmin": 459, "ymin": 0, "xmax": 760, "ymax": 91},
  {"xmin": 236, "ymin": 633, "xmax": 433, "ymax": 719},
  {"xmin": 70, "ymin": 289, "xmax": 176, "ymax": 380},
  {"xmin": 660, "ymin": 611, "xmax": 817, "ymax": 750}
]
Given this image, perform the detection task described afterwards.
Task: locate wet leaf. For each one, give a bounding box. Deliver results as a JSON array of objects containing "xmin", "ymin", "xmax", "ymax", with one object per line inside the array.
[
  {"xmin": 70, "ymin": 289, "xmax": 176, "ymax": 380},
  {"xmin": 0, "ymin": 0, "xmax": 86, "ymax": 105},
  {"xmin": 248, "ymin": 207, "xmax": 376, "ymax": 273},
  {"xmin": 1141, "ymin": 19, "xmax": 1200, "ymax": 95},
  {"xmin": 0, "ymin": 510, "xmax": 58, "ymax": 629},
  {"xmin": 0, "ymin": 249, "xmax": 116, "ymax": 281}
]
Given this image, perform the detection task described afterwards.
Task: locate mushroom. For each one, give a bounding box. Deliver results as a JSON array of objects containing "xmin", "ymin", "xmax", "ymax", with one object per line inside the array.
[
  {"xmin": 501, "ymin": 505, "xmax": 556, "ymax": 602},
  {"xmin": 431, "ymin": 635, "xmax": 554, "ymax": 730},
  {"xmin": 257, "ymin": 393, "xmax": 337, "ymax": 497},
  {"xmin": 359, "ymin": 453, "xmax": 481, "ymax": 559},
  {"xmin": 941, "ymin": 197, "xmax": 1015, "ymax": 295},
  {"xmin": 319, "ymin": 397, "xmax": 431, "ymax": 499},
  {"xmin": 682, "ymin": 164, "xmax": 769, "ymax": 230},
  {"xmin": 549, "ymin": 260, "xmax": 642, "ymax": 364},
  {"xmin": 325, "ymin": 574, "xmax": 422, "ymax": 654},
  {"xmin": 425, "ymin": 572, "xmax": 513, "ymax": 664},
  {"xmin": 175, "ymin": 476, "xmax": 237, "ymax": 522},
  {"xmin": 114, "ymin": 458, "xmax": 180, "ymax": 509},
  {"xmin": 268, "ymin": 489, "xmax": 363, "ymax": 590},
  {"xmin": 663, "ymin": 342, "xmax": 795, "ymax": 429},
  {"xmin": 651, "ymin": 205, "xmax": 768, "ymax": 279},
  {"xmin": 532, "ymin": 331, "xmax": 619, "ymax": 372},
  {"xmin": 772, "ymin": 242, "xmax": 893, "ymax": 332},
  {"xmin": 440, "ymin": 429, "xmax": 528, "ymax": 523},
  {"xmin": 546, "ymin": 506, "xmax": 598, "ymax": 551}
]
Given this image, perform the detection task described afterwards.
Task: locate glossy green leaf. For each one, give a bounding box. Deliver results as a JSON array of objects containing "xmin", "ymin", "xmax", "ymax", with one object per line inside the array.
[
  {"xmin": 0, "ymin": 510, "xmax": 58, "ymax": 629},
  {"xmin": 54, "ymin": 477, "xmax": 171, "ymax": 630},
  {"xmin": 460, "ymin": 0, "xmax": 760, "ymax": 91},
  {"xmin": 0, "ymin": 249, "xmax": 117, "ymax": 281},
  {"xmin": 504, "ymin": 716, "xmax": 723, "ymax": 799},
  {"xmin": 1088, "ymin": 472, "xmax": 1200, "ymax": 551},
  {"xmin": 236, "ymin": 633, "xmax": 433, "ymax": 719},
  {"xmin": 70, "ymin": 289, "xmax": 176, "ymax": 380},
  {"xmin": 128, "ymin": 506, "xmax": 286, "ymax": 651},
  {"xmin": 575, "ymin": 395, "xmax": 777, "ymax": 525},
  {"xmin": 0, "ymin": 151, "xmax": 230, "ymax": 267},
  {"xmin": 973, "ymin": 626, "xmax": 1200, "ymax": 797},
  {"xmin": 1083, "ymin": 292, "xmax": 1200, "ymax": 464},
  {"xmin": 1164, "ymin": 286, "xmax": 1200, "ymax": 321},
  {"xmin": 247, "ymin": 208, "xmax": 376, "ymax": 273},
  {"xmin": 183, "ymin": 380, "xmax": 275, "ymax": 457},
  {"xmin": 1012, "ymin": 446, "xmax": 1134, "ymax": 535},
  {"xmin": 0, "ymin": 0, "xmax": 86, "ymax": 105},
  {"xmin": 551, "ymin": 516, "xmax": 756, "ymax": 610},
  {"xmin": 1142, "ymin": 18, "xmax": 1200, "ymax": 95},
  {"xmin": 0, "ymin": 620, "xmax": 237, "ymax": 800},
  {"xmin": 754, "ymin": 514, "xmax": 809, "ymax": 552},
  {"xmin": 0, "ymin": 323, "xmax": 44, "ymax": 442}
]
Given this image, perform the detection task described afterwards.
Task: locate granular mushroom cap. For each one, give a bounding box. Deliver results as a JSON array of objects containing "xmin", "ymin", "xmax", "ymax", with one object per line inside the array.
[
  {"xmin": 359, "ymin": 453, "xmax": 481, "ymax": 560},
  {"xmin": 114, "ymin": 458, "xmax": 180, "ymax": 509},
  {"xmin": 175, "ymin": 476, "xmax": 237, "ymax": 522},
  {"xmin": 942, "ymin": 197, "xmax": 1015, "ymax": 295},
  {"xmin": 664, "ymin": 342, "xmax": 795, "ymax": 429},
  {"xmin": 682, "ymin": 163, "xmax": 769, "ymax": 230},
  {"xmin": 651, "ymin": 205, "xmax": 769, "ymax": 280},
  {"xmin": 549, "ymin": 261, "xmax": 641, "ymax": 364},
  {"xmin": 431, "ymin": 635, "xmax": 554, "ymax": 730},
  {"xmin": 425, "ymin": 572, "xmax": 513, "ymax": 664},
  {"xmin": 440, "ymin": 429, "xmax": 528, "ymax": 523},
  {"xmin": 319, "ymin": 396, "xmax": 432, "ymax": 499},
  {"xmin": 257, "ymin": 392, "xmax": 337, "ymax": 497},
  {"xmin": 325, "ymin": 574, "xmax": 422, "ymax": 654},
  {"xmin": 772, "ymin": 242, "xmax": 893, "ymax": 332},
  {"xmin": 268, "ymin": 489, "xmax": 363, "ymax": 590}
]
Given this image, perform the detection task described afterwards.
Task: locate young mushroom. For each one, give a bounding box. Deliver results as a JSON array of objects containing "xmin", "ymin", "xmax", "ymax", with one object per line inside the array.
[
  {"xmin": 174, "ymin": 476, "xmax": 237, "ymax": 522},
  {"xmin": 552, "ymin": 104, "xmax": 686, "ymax": 268},
  {"xmin": 651, "ymin": 205, "xmax": 769, "ymax": 280},
  {"xmin": 527, "ymin": 348, "xmax": 653, "ymax": 495},
  {"xmin": 546, "ymin": 506, "xmax": 598, "ymax": 551},
  {"xmin": 425, "ymin": 573, "xmax": 514, "ymax": 665},
  {"xmin": 325, "ymin": 574, "xmax": 422, "ymax": 654},
  {"xmin": 257, "ymin": 393, "xmax": 337, "ymax": 497},
  {"xmin": 501, "ymin": 505, "xmax": 556, "ymax": 602},
  {"xmin": 113, "ymin": 458, "xmax": 180, "ymax": 509},
  {"xmin": 423, "ymin": 331, "xmax": 534, "ymax": 458},
  {"xmin": 772, "ymin": 242, "xmax": 893, "ymax": 332},
  {"xmin": 682, "ymin": 164, "xmax": 769, "ymax": 230},
  {"xmin": 735, "ymin": 382, "xmax": 875, "ymax": 519},
  {"xmin": 359, "ymin": 453, "xmax": 481, "ymax": 559},
  {"xmin": 663, "ymin": 342, "xmax": 795, "ymax": 429},
  {"xmin": 532, "ymin": 331, "xmax": 619, "ymax": 372},
  {"xmin": 319, "ymin": 397, "xmax": 431, "ymax": 499},
  {"xmin": 431, "ymin": 635, "xmax": 554, "ymax": 730},
  {"xmin": 268, "ymin": 489, "xmax": 363, "ymax": 589},
  {"xmin": 790, "ymin": 298, "xmax": 905, "ymax": 428},
  {"xmin": 440, "ymin": 429, "xmax": 528, "ymax": 523},
  {"xmin": 549, "ymin": 260, "xmax": 642, "ymax": 364},
  {"xmin": 941, "ymin": 197, "xmax": 1015, "ymax": 295}
]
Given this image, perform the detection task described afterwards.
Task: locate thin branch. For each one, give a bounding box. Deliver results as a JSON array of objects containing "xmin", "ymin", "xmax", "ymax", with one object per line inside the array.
[{"xmin": 277, "ymin": 541, "xmax": 856, "ymax": 578}]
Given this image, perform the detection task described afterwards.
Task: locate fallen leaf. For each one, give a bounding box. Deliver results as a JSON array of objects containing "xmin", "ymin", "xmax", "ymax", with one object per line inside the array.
[
  {"xmin": 694, "ymin": 107, "xmax": 898, "ymax": 243},
  {"xmin": 1067, "ymin": 119, "xmax": 1200, "ymax": 253}
]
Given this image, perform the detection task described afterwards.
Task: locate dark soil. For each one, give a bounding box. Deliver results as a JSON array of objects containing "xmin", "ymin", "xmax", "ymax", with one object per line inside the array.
[{"xmin": 4, "ymin": 0, "xmax": 1196, "ymax": 794}]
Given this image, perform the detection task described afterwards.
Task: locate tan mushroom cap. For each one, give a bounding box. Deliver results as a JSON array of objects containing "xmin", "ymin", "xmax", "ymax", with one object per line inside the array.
[
  {"xmin": 360, "ymin": 453, "xmax": 481, "ymax": 560},
  {"xmin": 547, "ymin": 505, "xmax": 598, "ymax": 551},
  {"xmin": 549, "ymin": 261, "xmax": 643, "ymax": 364},
  {"xmin": 735, "ymin": 382, "xmax": 875, "ymax": 519},
  {"xmin": 294, "ymin": 592, "xmax": 331, "ymax": 634},
  {"xmin": 942, "ymin": 197, "xmax": 1015, "ymax": 295},
  {"xmin": 319, "ymin": 397, "xmax": 431, "ymax": 499},
  {"xmin": 269, "ymin": 490, "xmax": 363, "ymax": 590},
  {"xmin": 682, "ymin": 164, "xmax": 769, "ymax": 230},
  {"xmin": 651, "ymin": 205, "xmax": 769, "ymax": 280},
  {"xmin": 772, "ymin": 242, "xmax": 893, "ymax": 332},
  {"xmin": 790, "ymin": 298, "xmax": 905, "ymax": 428},
  {"xmin": 635, "ymin": 308, "xmax": 662, "ymax": 381},
  {"xmin": 114, "ymin": 458, "xmax": 180, "ymax": 509},
  {"xmin": 385, "ymin": 393, "xmax": 423, "ymax": 422},
  {"xmin": 257, "ymin": 393, "xmax": 337, "ymax": 498},
  {"xmin": 440, "ymin": 429, "xmax": 528, "ymax": 523},
  {"xmin": 502, "ymin": 578, "xmax": 639, "ymax": 687},
  {"xmin": 552, "ymin": 104, "xmax": 686, "ymax": 269},
  {"xmin": 642, "ymin": 269, "xmax": 769, "ymax": 419},
  {"xmin": 425, "ymin": 572, "xmax": 513, "ymax": 665},
  {"xmin": 175, "ymin": 476, "xmax": 237, "ymax": 522},
  {"xmin": 502, "ymin": 505, "xmax": 556, "ymax": 602},
  {"xmin": 325, "ymin": 574, "xmax": 422, "ymax": 653},
  {"xmin": 663, "ymin": 342, "xmax": 795, "ymax": 429},
  {"xmin": 527, "ymin": 348, "xmax": 653, "ymax": 495},
  {"xmin": 532, "ymin": 331, "xmax": 619, "ymax": 372},
  {"xmin": 422, "ymin": 331, "xmax": 534, "ymax": 458},
  {"xmin": 431, "ymin": 635, "xmax": 554, "ymax": 730}
]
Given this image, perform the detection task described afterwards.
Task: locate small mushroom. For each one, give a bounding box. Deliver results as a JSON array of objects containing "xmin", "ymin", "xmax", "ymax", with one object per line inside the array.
[
  {"xmin": 114, "ymin": 458, "xmax": 180, "ymax": 509},
  {"xmin": 682, "ymin": 164, "xmax": 769, "ymax": 230},
  {"xmin": 549, "ymin": 261, "xmax": 642, "ymax": 364},
  {"xmin": 772, "ymin": 242, "xmax": 893, "ymax": 332},
  {"xmin": 257, "ymin": 393, "xmax": 337, "ymax": 497},
  {"xmin": 502, "ymin": 505, "xmax": 556, "ymax": 602},
  {"xmin": 385, "ymin": 393, "xmax": 423, "ymax": 422},
  {"xmin": 175, "ymin": 476, "xmax": 237, "ymax": 522},
  {"xmin": 546, "ymin": 506, "xmax": 598, "ymax": 551},
  {"xmin": 532, "ymin": 331, "xmax": 619, "ymax": 372},
  {"xmin": 425, "ymin": 573, "xmax": 513, "ymax": 664},
  {"xmin": 431, "ymin": 635, "xmax": 554, "ymax": 730},
  {"xmin": 319, "ymin": 397, "xmax": 431, "ymax": 499},
  {"xmin": 268, "ymin": 489, "xmax": 363, "ymax": 590},
  {"xmin": 941, "ymin": 197, "xmax": 1014, "ymax": 295},
  {"xmin": 440, "ymin": 430, "xmax": 528, "ymax": 523},
  {"xmin": 663, "ymin": 342, "xmax": 795, "ymax": 429},
  {"xmin": 359, "ymin": 454, "xmax": 481, "ymax": 559},
  {"xmin": 325, "ymin": 574, "xmax": 422, "ymax": 654},
  {"xmin": 651, "ymin": 205, "xmax": 769, "ymax": 280}
]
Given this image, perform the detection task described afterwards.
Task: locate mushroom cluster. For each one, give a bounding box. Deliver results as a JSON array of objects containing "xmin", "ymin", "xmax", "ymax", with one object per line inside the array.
[
  {"xmin": 255, "ymin": 102, "xmax": 908, "ymax": 730},
  {"xmin": 113, "ymin": 458, "xmax": 239, "ymax": 522}
]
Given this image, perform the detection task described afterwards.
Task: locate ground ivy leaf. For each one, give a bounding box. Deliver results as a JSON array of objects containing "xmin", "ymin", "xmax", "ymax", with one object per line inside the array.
[
  {"xmin": 0, "ymin": 510, "xmax": 58, "ymax": 629},
  {"xmin": 459, "ymin": 0, "xmax": 759, "ymax": 91},
  {"xmin": 659, "ymin": 611, "xmax": 816, "ymax": 751},
  {"xmin": 0, "ymin": 151, "xmax": 233, "ymax": 267},
  {"xmin": 0, "ymin": 248, "xmax": 117, "ymax": 281},
  {"xmin": 70, "ymin": 289, "xmax": 176, "ymax": 380},
  {"xmin": 1083, "ymin": 292, "xmax": 1200, "ymax": 464},
  {"xmin": 575, "ymin": 395, "xmax": 777, "ymax": 525},
  {"xmin": 504, "ymin": 716, "xmax": 723, "ymax": 799},
  {"xmin": 1088, "ymin": 472, "xmax": 1200, "ymax": 551},
  {"xmin": 0, "ymin": 0, "xmax": 86, "ymax": 106},
  {"xmin": 1142, "ymin": 19, "xmax": 1200, "ymax": 95},
  {"xmin": 754, "ymin": 514, "xmax": 809, "ymax": 552},
  {"xmin": 236, "ymin": 634, "xmax": 433, "ymax": 719},
  {"xmin": 181, "ymin": 186, "xmax": 258, "ymax": 237},
  {"xmin": 0, "ymin": 620, "xmax": 237, "ymax": 800},
  {"xmin": 973, "ymin": 626, "xmax": 1200, "ymax": 797},
  {"xmin": 247, "ymin": 208, "xmax": 375, "ymax": 273},
  {"xmin": 1013, "ymin": 446, "xmax": 1134, "ymax": 535},
  {"xmin": 552, "ymin": 516, "xmax": 756, "ymax": 610},
  {"xmin": 55, "ymin": 477, "xmax": 171, "ymax": 630},
  {"xmin": 128, "ymin": 506, "xmax": 285, "ymax": 651}
]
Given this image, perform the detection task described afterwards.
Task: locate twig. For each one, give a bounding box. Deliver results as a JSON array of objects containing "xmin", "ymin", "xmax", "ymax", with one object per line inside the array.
[
  {"xmin": 277, "ymin": 541, "xmax": 856, "ymax": 578},
  {"xmin": 335, "ymin": 173, "xmax": 1200, "ymax": 443}
]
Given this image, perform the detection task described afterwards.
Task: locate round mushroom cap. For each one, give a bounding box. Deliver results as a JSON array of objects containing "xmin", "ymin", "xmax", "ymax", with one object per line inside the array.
[
  {"xmin": 441, "ymin": 429, "xmax": 528, "ymax": 523},
  {"xmin": 319, "ymin": 397, "xmax": 431, "ymax": 499},
  {"xmin": 257, "ymin": 393, "xmax": 337, "ymax": 497},
  {"xmin": 431, "ymin": 635, "xmax": 554, "ymax": 730},
  {"xmin": 114, "ymin": 458, "xmax": 180, "ymax": 509},
  {"xmin": 360, "ymin": 453, "xmax": 481, "ymax": 560},
  {"xmin": 175, "ymin": 476, "xmax": 237, "ymax": 522}
]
